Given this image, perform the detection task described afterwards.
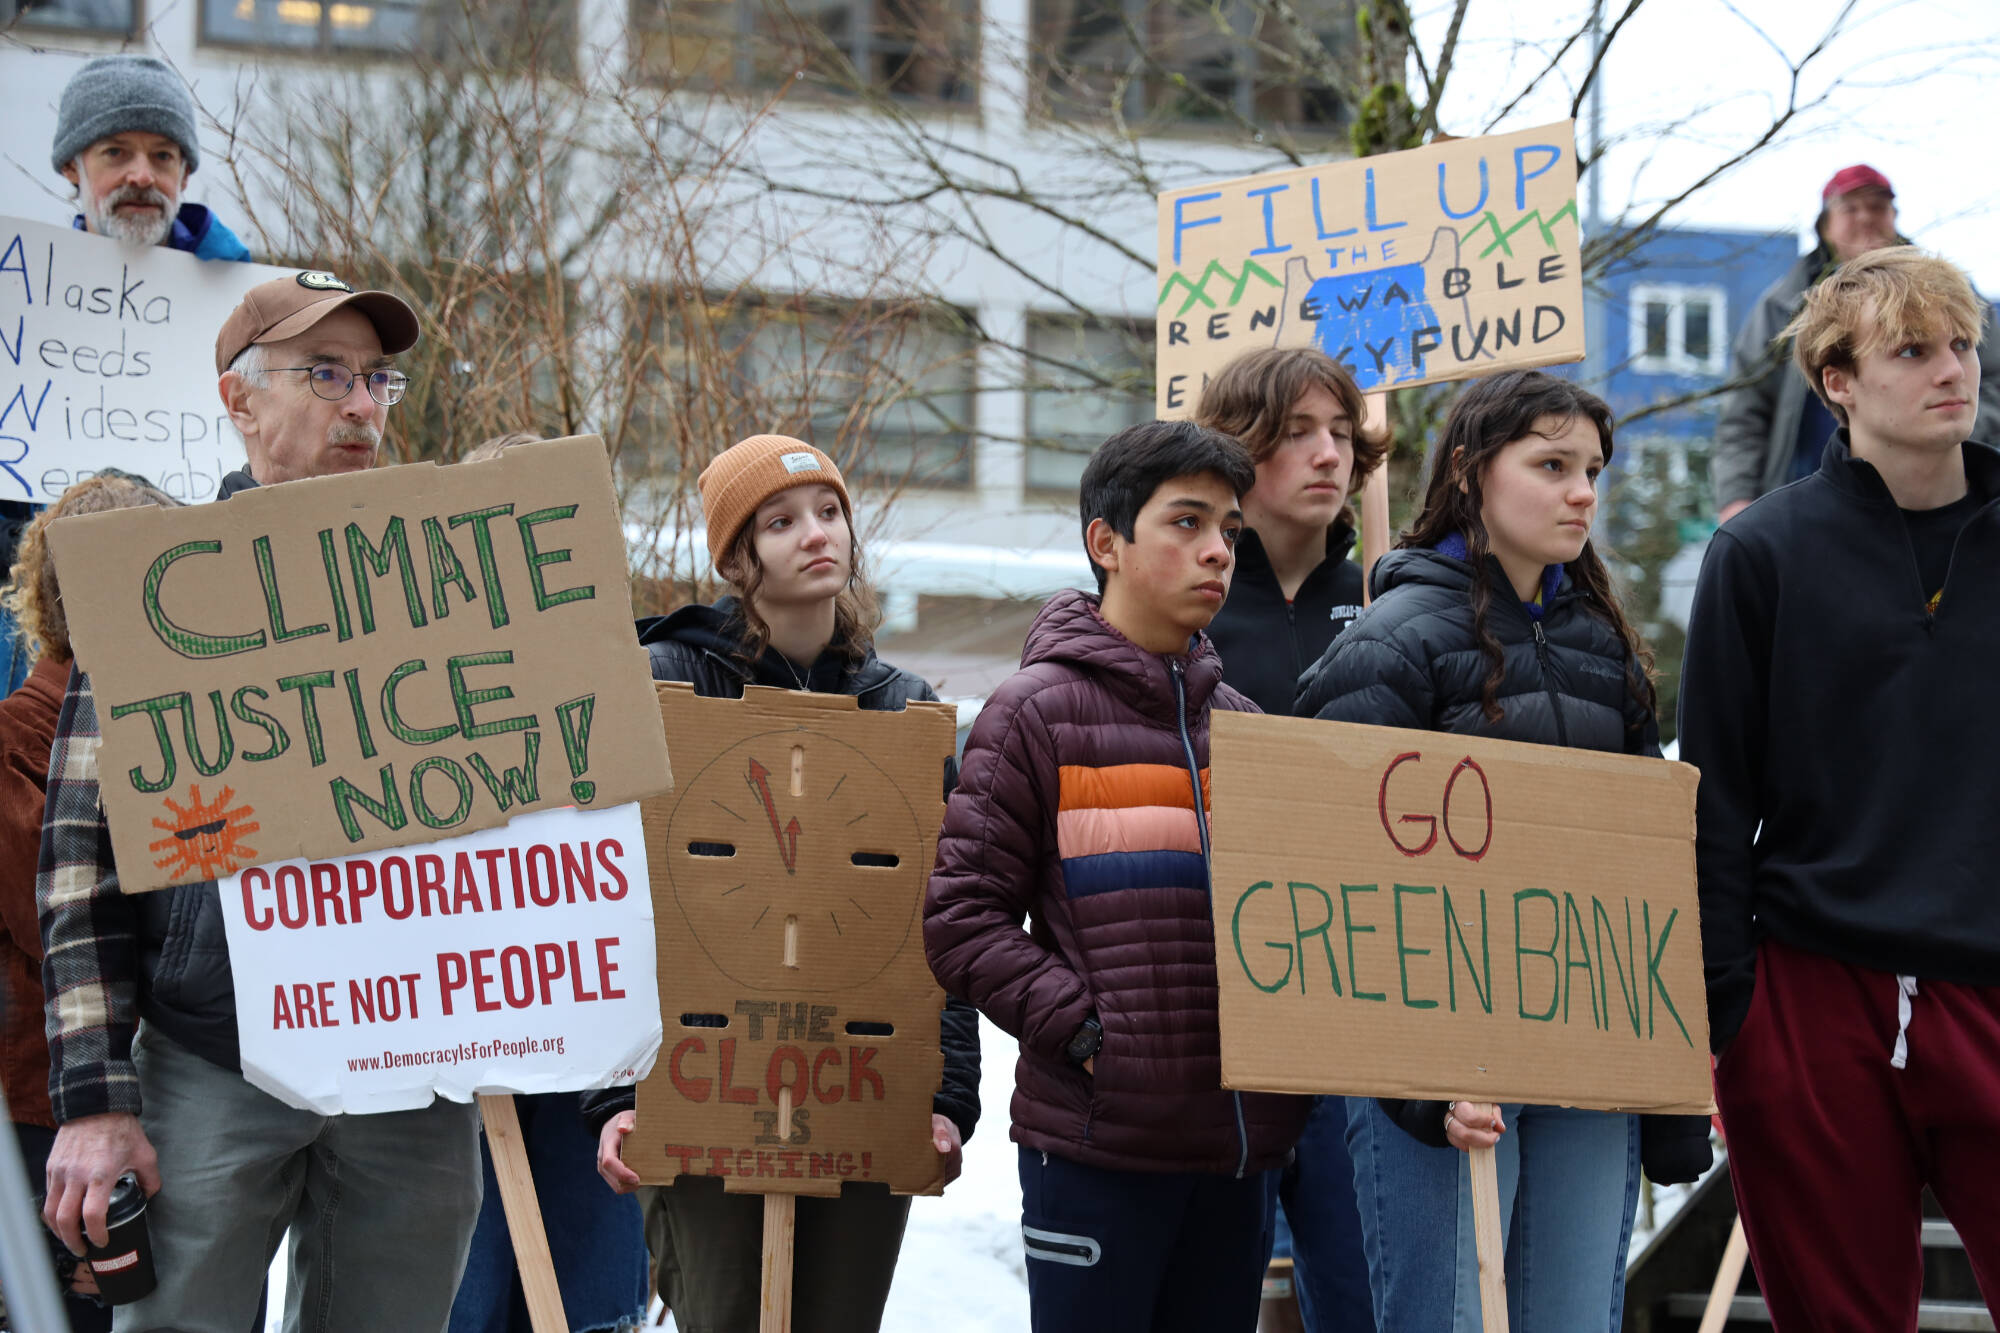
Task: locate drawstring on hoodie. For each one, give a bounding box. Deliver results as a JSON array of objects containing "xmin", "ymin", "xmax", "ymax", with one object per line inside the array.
[{"xmin": 1890, "ymin": 974, "xmax": 1919, "ymax": 1069}]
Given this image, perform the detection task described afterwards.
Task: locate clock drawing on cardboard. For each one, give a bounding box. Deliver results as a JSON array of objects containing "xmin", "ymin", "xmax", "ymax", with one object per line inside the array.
[{"xmin": 660, "ymin": 725, "xmax": 927, "ymax": 991}]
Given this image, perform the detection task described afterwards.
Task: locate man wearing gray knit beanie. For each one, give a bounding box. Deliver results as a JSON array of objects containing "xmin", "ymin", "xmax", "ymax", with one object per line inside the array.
[{"xmin": 51, "ymin": 54, "xmax": 251, "ymax": 262}]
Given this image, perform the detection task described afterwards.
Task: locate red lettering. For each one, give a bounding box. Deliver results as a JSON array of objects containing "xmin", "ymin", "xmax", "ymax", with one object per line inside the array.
[
  {"xmin": 1379, "ymin": 751, "xmax": 1439, "ymax": 856},
  {"xmin": 848, "ymin": 1046, "xmax": 885, "ymax": 1102},
  {"xmin": 735, "ymin": 1149, "xmax": 756, "ymax": 1176},
  {"xmin": 437, "ymin": 951, "xmax": 469, "ymax": 1015},
  {"xmin": 526, "ymin": 844, "xmax": 559, "ymax": 906},
  {"xmin": 316, "ymin": 979, "xmax": 338, "ymax": 1026},
  {"xmin": 755, "ymin": 1151, "xmax": 777, "ymax": 1177},
  {"xmin": 344, "ymin": 860, "xmax": 377, "ymax": 923},
  {"xmin": 291, "ymin": 982, "xmax": 320, "ymax": 1027},
  {"xmin": 1442, "ymin": 757, "xmax": 1494, "ymax": 860},
  {"xmin": 381, "ymin": 857, "xmax": 415, "ymax": 919},
  {"xmin": 779, "ymin": 1151, "xmax": 804, "ymax": 1178},
  {"xmin": 451, "ymin": 853, "xmax": 483, "ymax": 913},
  {"xmin": 811, "ymin": 1047, "xmax": 845, "ymax": 1103},
  {"xmin": 809, "ymin": 1152, "xmax": 838, "ymax": 1178},
  {"xmin": 662, "ymin": 1144, "xmax": 700, "ymax": 1173},
  {"xmin": 534, "ymin": 942, "xmax": 565, "ymax": 1005},
  {"xmin": 242, "ymin": 867, "xmax": 273, "ymax": 931},
  {"xmin": 276, "ymin": 864, "xmax": 308, "ymax": 929},
  {"xmin": 309, "ymin": 863, "xmax": 344, "ymax": 925},
  {"xmin": 416, "ymin": 854, "xmax": 449, "ymax": 916},
  {"xmin": 669, "ymin": 1037, "xmax": 711, "ymax": 1102},
  {"xmin": 475, "ymin": 848, "xmax": 507, "ymax": 911},
  {"xmin": 500, "ymin": 946, "xmax": 533, "ymax": 1008},
  {"xmin": 837, "ymin": 1151, "xmax": 855, "ymax": 1177},
  {"xmin": 716, "ymin": 1039, "xmax": 758, "ymax": 1104},
  {"xmin": 596, "ymin": 937, "xmax": 624, "ymax": 1000},
  {"xmin": 567, "ymin": 940, "xmax": 599, "ymax": 1002},
  {"xmin": 707, "ymin": 1147, "xmax": 733, "ymax": 1177},
  {"xmin": 561, "ymin": 842, "xmax": 597, "ymax": 903},
  {"xmin": 272, "ymin": 982, "xmax": 294, "ymax": 1028},
  {"xmin": 469, "ymin": 948, "xmax": 501, "ymax": 1012},
  {"xmin": 766, "ymin": 1046, "xmax": 809, "ymax": 1107},
  {"xmin": 349, "ymin": 977, "xmax": 375, "ymax": 1023},
  {"xmin": 596, "ymin": 839, "xmax": 629, "ymax": 898},
  {"xmin": 398, "ymin": 972, "xmax": 422, "ymax": 1018}
]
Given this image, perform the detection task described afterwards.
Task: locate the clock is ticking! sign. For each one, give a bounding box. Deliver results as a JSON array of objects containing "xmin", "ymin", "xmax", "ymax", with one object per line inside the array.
[{"xmin": 628, "ymin": 683, "xmax": 960, "ymax": 1197}]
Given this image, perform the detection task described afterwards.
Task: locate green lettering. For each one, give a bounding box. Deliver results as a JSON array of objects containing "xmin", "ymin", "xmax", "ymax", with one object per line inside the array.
[
  {"xmin": 421, "ymin": 516, "xmax": 479, "ymax": 619},
  {"xmin": 409, "ymin": 755, "xmax": 474, "ymax": 830},
  {"xmin": 344, "ymin": 517, "xmax": 427, "ymax": 635},
  {"xmin": 1646, "ymin": 902, "xmax": 1693, "ymax": 1047},
  {"xmin": 1594, "ymin": 896, "xmax": 1642, "ymax": 1037},
  {"xmin": 108, "ymin": 692, "xmax": 184, "ymax": 792},
  {"xmin": 1562, "ymin": 891, "xmax": 1601, "ymax": 1028},
  {"xmin": 1393, "ymin": 884, "xmax": 1438, "ymax": 1010},
  {"xmin": 447, "ymin": 504, "xmax": 514, "ymax": 629},
  {"xmin": 180, "ymin": 689, "xmax": 234, "ymax": 777},
  {"xmin": 317, "ymin": 528, "xmax": 352, "ymax": 642},
  {"xmin": 342, "ymin": 668, "xmax": 378, "ymax": 761},
  {"xmin": 381, "ymin": 659, "xmax": 455, "ymax": 746},
  {"xmin": 517, "ymin": 505, "xmax": 594, "ymax": 612},
  {"xmin": 230, "ymin": 686, "xmax": 291, "ymax": 763},
  {"xmin": 278, "ymin": 671, "xmax": 335, "ymax": 767},
  {"xmin": 1287, "ymin": 881, "xmax": 1342, "ymax": 996},
  {"xmin": 468, "ymin": 732, "xmax": 542, "ymax": 811},
  {"xmin": 331, "ymin": 764, "xmax": 407, "ymax": 842},
  {"xmin": 252, "ymin": 535, "xmax": 328, "ymax": 645},
  {"xmin": 447, "ymin": 651, "xmax": 534, "ymax": 740},
  {"xmin": 1340, "ymin": 883, "xmax": 1385, "ymax": 1003},
  {"xmin": 1233, "ymin": 882, "xmax": 1293, "ymax": 994},
  {"xmin": 1513, "ymin": 888, "xmax": 1559, "ymax": 1022},
  {"xmin": 143, "ymin": 541, "xmax": 264, "ymax": 658},
  {"xmin": 1442, "ymin": 884, "xmax": 1493, "ymax": 1015}
]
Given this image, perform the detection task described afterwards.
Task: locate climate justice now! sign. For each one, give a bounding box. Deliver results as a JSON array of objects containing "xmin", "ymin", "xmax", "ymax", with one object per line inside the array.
[
  {"xmin": 221, "ymin": 803, "xmax": 661, "ymax": 1114},
  {"xmin": 47, "ymin": 436, "xmax": 673, "ymax": 891},
  {"xmin": 1207, "ymin": 713, "xmax": 1712, "ymax": 1114}
]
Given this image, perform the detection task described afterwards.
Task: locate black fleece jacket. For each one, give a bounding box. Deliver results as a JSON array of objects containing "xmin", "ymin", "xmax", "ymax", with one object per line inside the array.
[
  {"xmin": 1681, "ymin": 434, "xmax": 2000, "ymax": 1055},
  {"xmin": 1204, "ymin": 521, "xmax": 1366, "ymax": 717},
  {"xmin": 1299, "ymin": 547, "xmax": 1711, "ymax": 1185},
  {"xmin": 581, "ymin": 599, "xmax": 981, "ymax": 1140}
]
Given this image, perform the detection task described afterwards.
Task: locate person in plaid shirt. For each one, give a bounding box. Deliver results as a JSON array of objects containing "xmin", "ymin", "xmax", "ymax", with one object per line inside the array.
[{"xmin": 37, "ymin": 273, "xmax": 484, "ymax": 1331}]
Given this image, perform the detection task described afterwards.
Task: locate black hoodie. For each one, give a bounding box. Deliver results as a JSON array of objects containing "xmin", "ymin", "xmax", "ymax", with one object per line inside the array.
[
  {"xmin": 1204, "ymin": 521, "xmax": 1366, "ymax": 717},
  {"xmin": 1681, "ymin": 435, "xmax": 2000, "ymax": 1053},
  {"xmin": 582, "ymin": 598, "xmax": 982, "ymax": 1140}
]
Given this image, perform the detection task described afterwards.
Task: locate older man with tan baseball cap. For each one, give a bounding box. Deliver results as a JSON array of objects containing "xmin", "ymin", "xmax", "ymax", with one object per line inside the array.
[{"xmin": 38, "ymin": 269, "xmax": 483, "ymax": 1332}]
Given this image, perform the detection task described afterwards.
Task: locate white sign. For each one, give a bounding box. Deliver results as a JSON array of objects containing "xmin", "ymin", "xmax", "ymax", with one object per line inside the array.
[
  {"xmin": 0, "ymin": 216, "xmax": 290, "ymax": 504},
  {"xmin": 221, "ymin": 802, "xmax": 662, "ymax": 1114}
]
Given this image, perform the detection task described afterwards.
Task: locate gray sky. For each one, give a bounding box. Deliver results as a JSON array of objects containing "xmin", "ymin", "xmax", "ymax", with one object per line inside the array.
[{"xmin": 1415, "ymin": 0, "xmax": 2000, "ymax": 292}]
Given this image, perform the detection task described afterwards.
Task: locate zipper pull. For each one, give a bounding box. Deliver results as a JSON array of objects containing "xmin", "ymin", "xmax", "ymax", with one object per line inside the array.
[{"xmin": 1532, "ymin": 621, "xmax": 1546, "ymax": 645}]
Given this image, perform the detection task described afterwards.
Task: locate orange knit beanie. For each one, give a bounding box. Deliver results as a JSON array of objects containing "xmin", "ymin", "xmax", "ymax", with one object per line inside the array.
[{"xmin": 698, "ymin": 434, "xmax": 852, "ymax": 570}]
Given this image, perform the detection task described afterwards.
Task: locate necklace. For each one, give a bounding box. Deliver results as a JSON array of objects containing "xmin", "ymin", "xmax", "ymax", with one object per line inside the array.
[{"xmin": 778, "ymin": 653, "xmax": 811, "ymax": 691}]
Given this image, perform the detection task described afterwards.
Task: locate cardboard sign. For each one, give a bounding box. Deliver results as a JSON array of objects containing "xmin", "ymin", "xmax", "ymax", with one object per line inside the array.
[
  {"xmin": 47, "ymin": 435, "xmax": 674, "ymax": 892},
  {"xmin": 627, "ymin": 684, "xmax": 958, "ymax": 1197},
  {"xmin": 0, "ymin": 217, "xmax": 293, "ymax": 503},
  {"xmin": 1208, "ymin": 713, "xmax": 1711, "ymax": 1113},
  {"xmin": 1155, "ymin": 122, "xmax": 1583, "ymax": 416},
  {"xmin": 220, "ymin": 802, "xmax": 661, "ymax": 1114}
]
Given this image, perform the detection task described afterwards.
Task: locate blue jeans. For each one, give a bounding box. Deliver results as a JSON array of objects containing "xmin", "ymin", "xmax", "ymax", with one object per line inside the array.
[
  {"xmin": 449, "ymin": 1093, "xmax": 648, "ymax": 1333},
  {"xmin": 1345, "ymin": 1098, "xmax": 1639, "ymax": 1333},
  {"xmin": 1269, "ymin": 1097, "xmax": 1377, "ymax": 1331}
]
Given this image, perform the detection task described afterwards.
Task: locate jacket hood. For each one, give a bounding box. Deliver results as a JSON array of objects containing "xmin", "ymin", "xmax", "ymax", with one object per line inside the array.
[
  {"xmin": 1369, "ymin": 545, "xmax": 1576, "ymax": 608},
  {"xmin": 1020, "ymin": 588, "xmax": 1228, "ymax": 722},
  {"xmin": 635, "ymin": 597, "xmax": 901, "ymax": 696}
]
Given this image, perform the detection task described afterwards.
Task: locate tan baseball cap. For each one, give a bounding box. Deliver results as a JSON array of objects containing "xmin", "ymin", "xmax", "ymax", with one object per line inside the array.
[{"xmin": 214, "ymin": 270, "xmax": 420, "ymax": 374}]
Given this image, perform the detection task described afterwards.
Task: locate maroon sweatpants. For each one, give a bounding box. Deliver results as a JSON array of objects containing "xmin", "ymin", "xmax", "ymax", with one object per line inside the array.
[{"xmin": 1714, "ymin": 936, "xmax": 2000, "ymax": 1330}]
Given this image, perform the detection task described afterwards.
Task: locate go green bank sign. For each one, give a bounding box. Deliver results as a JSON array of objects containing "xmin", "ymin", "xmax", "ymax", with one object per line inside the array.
[{"xmin": 1207, "ymin": 713, "xmax": 1712, "ymax": 1114}]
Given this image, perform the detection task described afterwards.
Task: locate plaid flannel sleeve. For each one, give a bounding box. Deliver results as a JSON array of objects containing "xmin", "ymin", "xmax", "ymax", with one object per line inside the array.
[{"xmin": 37, "ymin": 666, "xmax": 144, "ymax": 1122}]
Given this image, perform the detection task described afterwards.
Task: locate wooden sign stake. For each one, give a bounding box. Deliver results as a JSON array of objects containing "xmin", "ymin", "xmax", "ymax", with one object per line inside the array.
[
  {"xmin": 1360, "ymin": 393, "xmax": 1392, "ymax": 604},
  {"xmin": 1467, "ymin": 1144, "xmax": 1510, "ymax": 1333},
  {"xmin": 1697, "ymin": 1217, "xmax": 1750, "ymax": 1333},
  {"xmin": 479, "ymin": 1093, "xmax": 568, "ymax": 1333},
  {"xmin": 760, "ymin": 1189, "xmax": 799, "ymax": 1332}
]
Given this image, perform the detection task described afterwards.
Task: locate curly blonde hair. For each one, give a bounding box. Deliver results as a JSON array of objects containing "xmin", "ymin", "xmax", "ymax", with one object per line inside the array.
[{"xmin": 3, "ymin": 473, "xmax": 179, "ymax": 663}]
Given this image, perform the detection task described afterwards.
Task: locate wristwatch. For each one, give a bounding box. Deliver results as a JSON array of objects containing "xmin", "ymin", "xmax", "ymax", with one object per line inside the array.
[{"xmin": 1065, "ymin": 1015, "xmax": 1104, "ymax": 1065}]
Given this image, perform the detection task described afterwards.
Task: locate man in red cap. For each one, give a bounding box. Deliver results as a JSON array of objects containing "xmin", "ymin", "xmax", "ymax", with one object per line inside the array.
[
  {"xmin": 36, "ymin": 272, "xmax": 486, "ymax": 1330},
  {"xmin": 1714, "ymin": 165, "xmax": 2000, "ymax": 521}
]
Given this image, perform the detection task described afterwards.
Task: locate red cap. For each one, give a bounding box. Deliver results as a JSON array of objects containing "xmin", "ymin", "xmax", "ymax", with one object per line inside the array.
[{"xmin": 1822, "ymin": 165, "xmax": 1894, "ymax": 202}]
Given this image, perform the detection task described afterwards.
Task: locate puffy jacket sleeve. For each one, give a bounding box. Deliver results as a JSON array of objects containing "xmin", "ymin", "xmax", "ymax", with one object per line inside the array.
[
  {"xmin": 1296, "ymin": 619, "xmax": 1435, "ymax": 729},
  {"xmin": 1713, "ymin": 286, "xmax": 1791, "ymax": 510},
  {"xmin": 923, "ymin": 680, "xmax": 1092, "ymax": 1063},
  {"xmin": 1677, "ymin": 528, "xmax": 1775, "ymax": 1052},
  {"xmin": 909, "ymin": 675, "xmax": 981, "ymax": 1141}
]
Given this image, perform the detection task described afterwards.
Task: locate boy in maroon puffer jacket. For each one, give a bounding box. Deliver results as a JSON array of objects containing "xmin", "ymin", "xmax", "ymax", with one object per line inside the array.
[{"xmin": 924, "ymin": 420, "xmax": 1310, "ymax": 1333}]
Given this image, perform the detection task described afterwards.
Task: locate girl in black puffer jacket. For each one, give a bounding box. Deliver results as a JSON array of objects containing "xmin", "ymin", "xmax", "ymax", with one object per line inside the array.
[
  {"xmin": 586, "ymin": 434, "xmax": 979, "ymax": 1333},
  {"xmin": 1296, "ymin": 371, "xmax": 1709, "ymax": 1333}
]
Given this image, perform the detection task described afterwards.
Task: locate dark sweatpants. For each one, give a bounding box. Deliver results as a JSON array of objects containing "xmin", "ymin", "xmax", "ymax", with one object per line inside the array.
[
  {"xmin": 1018, "ymin": 1146, "xmax": 1273, "ymax": 1333},
  {"xmin": 1715, "ymin": 937, "xmax": 2000, "ymax": 1330}
]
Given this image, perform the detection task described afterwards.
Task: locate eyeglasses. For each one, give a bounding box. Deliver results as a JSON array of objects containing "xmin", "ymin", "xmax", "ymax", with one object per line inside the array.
[{"xmin": 271, "ymin": 363, "xmax": 409, "ymax": 407}]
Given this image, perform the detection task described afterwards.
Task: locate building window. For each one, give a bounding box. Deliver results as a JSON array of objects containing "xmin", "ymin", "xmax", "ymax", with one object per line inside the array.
[
  {"xmin": 1034, "ymin": 0, "xmax": 1350, "ymax": 133},
  {"xmin": 627, "ymin": 295, "xmax": 976, "ymax": 487},
  {"xmin": 631, "ymin": 0, "xmax": 976, "ymax": 103},
  {"xmin": 201, "ymin": 0, "xmax": 572, "ymax": 66},
  {"xmin": 1024, "ymin": 316, "xmax": 1151, "ymax": 492},
  {"xmin": 1, "ymin": 0, "xmax": 138, "ymax": 32},
  {"xmin": 1628, "ymin": 283, "xmax": 1727, "ymax": 376}
]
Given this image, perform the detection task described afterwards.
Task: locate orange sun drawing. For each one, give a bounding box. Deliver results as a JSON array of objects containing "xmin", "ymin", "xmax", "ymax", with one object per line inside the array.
[{"xmin": 149, "ymin": 784, "xmax": 260, "ymax": 881}]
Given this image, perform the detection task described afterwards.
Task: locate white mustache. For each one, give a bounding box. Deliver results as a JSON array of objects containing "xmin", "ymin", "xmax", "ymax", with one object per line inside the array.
[
  {"xmin": 107, "ymin": 184, "xmax": 172, "ymax": 212},
  {"xmin": 329, "ymin": 424, "xmax": 381, "ymax": 448}
]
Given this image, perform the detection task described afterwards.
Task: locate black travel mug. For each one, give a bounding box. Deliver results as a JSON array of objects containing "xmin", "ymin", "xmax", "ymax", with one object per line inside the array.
[{"xmin": 82, "ymin": 1172, "xmax": 157, "ymax": 1303}]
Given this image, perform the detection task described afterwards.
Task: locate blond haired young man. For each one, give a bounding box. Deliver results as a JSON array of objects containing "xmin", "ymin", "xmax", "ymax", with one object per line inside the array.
[{"xmin": 1681, "ymin": 247, "xmax": 2000, "ymax": 1327}]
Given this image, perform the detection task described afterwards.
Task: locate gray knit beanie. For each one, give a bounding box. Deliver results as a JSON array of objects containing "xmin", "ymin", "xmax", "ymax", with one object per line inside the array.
[{"xmin": 51, "ymin": 55, "xmax": 200, "ymax": 176}]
